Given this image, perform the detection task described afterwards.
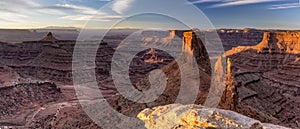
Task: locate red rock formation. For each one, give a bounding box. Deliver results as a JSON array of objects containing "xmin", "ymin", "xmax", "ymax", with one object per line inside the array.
[
  {"xmin": 182, "ymin": 31, "xmax": 211, "ymax": 71},
  {"xmin": 40, "ymin": 32, "xmax": 58, "ymax": 42},
  {"xmin": 226, "ymin": 31, "xmax": 300, "ymax": 56},
  {"xmin": 23, "ymin": 32, "xmax": 75, "ymax": 43},
  {"xmin": 255, "ymin": 32, "xmax": 300, "ymax": 54},
  {"xmin": 219, "ymin": 58, "xmax": 237, "ymax": 111}
]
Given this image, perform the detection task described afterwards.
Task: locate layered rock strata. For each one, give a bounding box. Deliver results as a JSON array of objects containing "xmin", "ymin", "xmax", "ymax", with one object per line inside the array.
[{"xmin": 224, "ymin": 31, "xmax": 300, "ymax": 128}]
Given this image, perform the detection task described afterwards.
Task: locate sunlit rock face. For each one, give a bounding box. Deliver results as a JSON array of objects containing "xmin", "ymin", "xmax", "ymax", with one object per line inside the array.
[
  {"xmin": 141, "ymin": 30, "xmax": 182, "ymax": 45},
  {"xmin": 137, "ymin": 104, "xmax": 290, "ymax": 129},
  {"xmin": 182, "ymin": 31, "xmax": 211, "ymax": 71},
  {"xmin": 141, "ymin": 30, "xmax": 186, "ymax": 43},
  {"xmin": 255, "ymin": 32, "xmax": 300, "ymax": 54},
  {"xmin": 226, "ymin": 31, "xmax": 300, "ymax": 56}
]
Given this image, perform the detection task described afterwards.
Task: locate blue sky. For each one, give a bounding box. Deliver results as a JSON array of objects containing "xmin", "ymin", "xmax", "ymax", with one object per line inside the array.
[{"xmin": 0, "ymin": 0, "xmax": 299, "ymax": 29}]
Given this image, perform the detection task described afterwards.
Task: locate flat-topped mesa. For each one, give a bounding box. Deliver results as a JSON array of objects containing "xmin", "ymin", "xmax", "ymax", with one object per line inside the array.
[
  {"xmin": 224, "ymin": 31, "xmax": 300, "ymax": 56},
  {"xmin": 255, "ymin": 32, "xmax": 300, "ymax": 54},
  {"xmin": 141, "ymin": 30, "xmax": 189, "ymax": 44}
]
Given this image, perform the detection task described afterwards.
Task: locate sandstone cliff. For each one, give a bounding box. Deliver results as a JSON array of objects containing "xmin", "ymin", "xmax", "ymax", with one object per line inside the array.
[
  {"xmin": 225, "ymin": 31, "xmax": 300, "ymax": 56},
  {"xmin": 182, "ymin": 31, "xmax": 211, "ymax": 70},
  {"xmin": 255, "ymin": 32, "xmax": 300, "ymax": 54}
]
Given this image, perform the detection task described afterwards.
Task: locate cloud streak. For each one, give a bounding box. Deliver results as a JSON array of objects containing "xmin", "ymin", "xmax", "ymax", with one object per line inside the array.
[
  {"xmin": 269, "ymin": 2, "xmax": 300, "ymax": 9},
  {"xmin": 37, "ymin": 4, "xmax": 102, "ymax": 15},
  {"xmin": 111, "ymin": 0, "xmax": 135, "ymax": 14},
  {"xmin": 213, "ymin": 0, "xmax": 283, "ymax": 8},
  {"xmin": 61, "ymin": 14, "xmax": 123, "ymax": 21},
  {"xmin": 190, "ymin": 0, "xmax": 285, "ymax": 8}
]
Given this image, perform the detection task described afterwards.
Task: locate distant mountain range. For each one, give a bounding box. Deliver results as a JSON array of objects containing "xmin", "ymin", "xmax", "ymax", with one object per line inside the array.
[{"xmin": 39, "ymin": 26, "xmax": 80, "ymax": 30}]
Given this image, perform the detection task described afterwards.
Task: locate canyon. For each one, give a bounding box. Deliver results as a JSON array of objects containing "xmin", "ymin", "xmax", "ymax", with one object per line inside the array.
[
  {"xmin": 224, "ymin": 31, "xmax": 300, "ymax": 128},
  {"xmin": 0, "ymin": 29, "xmax": 298, "ymax": 128}
]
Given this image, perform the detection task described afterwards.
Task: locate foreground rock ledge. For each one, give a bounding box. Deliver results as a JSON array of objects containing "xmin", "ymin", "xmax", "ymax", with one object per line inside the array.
[{"xmin": 137, "ymin": 104, "xmax": 290, "ymax": 129}]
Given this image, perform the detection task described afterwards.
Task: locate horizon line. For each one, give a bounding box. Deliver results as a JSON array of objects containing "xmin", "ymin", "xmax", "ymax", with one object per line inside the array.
[{"xmin": 0, "ymin": 26, "xmax": 300, "ymax": 31}]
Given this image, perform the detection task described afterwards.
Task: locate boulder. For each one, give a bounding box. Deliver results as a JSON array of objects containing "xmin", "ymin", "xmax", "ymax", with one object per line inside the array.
[{"xmin": 137, "ymin": 104, "xmax": 290, "ymax": 129}]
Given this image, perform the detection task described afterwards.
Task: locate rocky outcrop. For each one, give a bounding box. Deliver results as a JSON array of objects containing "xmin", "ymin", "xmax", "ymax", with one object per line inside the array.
[
  {"xmin": 219, "ymin": 58, "xmax": 237, "ymax": 111},
  {"xmin": 137, "ymin": 104, "xmax": 290, "ymax": 129},
  {"xmin": 255, "ymin": 32, "xmax": 300, "ymax": 54},
  {"xmin": 22, "ymin": 32, "xmax": 76, "ymax": 43},
  {"xmin": 141, "ymin": 30, "xmax": 187, "ymax": 44},
  {"xmin": 225, "ymin": 31, "xmax": 300, "ymax": 56},
  {"xmin": 40, "ymin": 32, "xmax": 58, "ymax": 42}
]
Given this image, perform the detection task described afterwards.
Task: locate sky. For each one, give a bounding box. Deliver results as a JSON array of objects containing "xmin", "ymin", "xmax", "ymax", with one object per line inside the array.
[{"xmin": 0, "ymin": 0, "xmax": 300, "ymax": 29}]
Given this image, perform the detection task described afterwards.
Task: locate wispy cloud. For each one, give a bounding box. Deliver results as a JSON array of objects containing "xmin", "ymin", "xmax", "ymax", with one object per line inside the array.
[
  {"xmin": 0, "ymin": 18, "xmax": 17, "ymax": 23},
  {"xmin": 0, "ymin": 8, "xmax": 18, "ymax": 14},
  {"xmin": 213, "ymin": 0, "xmax": 283, "ymax": 7},
  {"xmin": 111, "ymin": 0, "xmax": 135, "ymax": 14},
  {"xmin": 0, "ymin": 0, "xmax": 62, "ymax": 16},
  {"xmin": 3, "ymin": 0, "xmax": 40, "ymax": 7},
  {"xmin": 188, "ymin": 0, "xmax": 230, "ymax": 4},
  {"xmin": 0, "ymin": 0, "xmax": 126, "ymax": 28},
  {"xmin": 61, "ymin": 14, "xmax": 123, "ymax": 21},
  {"xmin": 269, "ymin": 2, "xmax": 300, "ymax": 9},
  {"xmin": 37, "ymin": 4, "xmax": 102, "ymax": 15},
  {"xmin": 0, "ymin": 0, "xmax": 36, "ymax": 23},
  {"xmin": 190, "ymin": 0, "xmax": 285, "ymax": 8}
]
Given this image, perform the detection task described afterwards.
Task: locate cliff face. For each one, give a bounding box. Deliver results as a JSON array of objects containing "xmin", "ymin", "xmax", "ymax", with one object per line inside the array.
[
  {"xmin": 255, "ymin": 32, "xmax": 300, "ymax": 53},
  {"xmin": 182, "ymin": 31, "xmax": 211, "ymax": 72},
  {"xmin": 219, "ymin": 58, "xmax": 237, "ymax": 111},
  {"xmin": 226, "ymin": 31, "xmax": 300, "ymax": 56}
]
